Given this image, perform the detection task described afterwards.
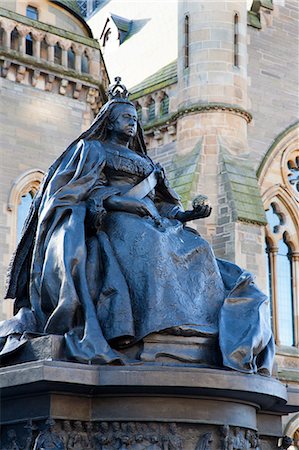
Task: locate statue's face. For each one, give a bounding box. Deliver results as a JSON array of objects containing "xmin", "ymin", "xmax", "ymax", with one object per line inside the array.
[{"xmin": 109, "ymin": 104, "xmax": 137, "ymax": 139}]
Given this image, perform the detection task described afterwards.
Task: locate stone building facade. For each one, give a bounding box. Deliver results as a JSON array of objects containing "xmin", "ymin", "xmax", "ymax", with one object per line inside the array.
[
  {"xmin": 0, "ymin": 0, "xmax": 298, "ymax": 446},
  {"xmin": 86, "ymin": 0, "xmax": 299, "ymax": 445},
  {"xmin": 0, "ymin": 0, "xmax": 109, "ymax": 319}
]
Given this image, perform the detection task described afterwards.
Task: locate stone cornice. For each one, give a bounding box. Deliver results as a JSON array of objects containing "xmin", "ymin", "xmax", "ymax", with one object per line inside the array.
[
  {"xmin": 176, "ymin": 102, "xmax": 252, "ymax": 123},
  {"xmin": 0, "ymin": 7, "xmax": 99, "ymax": 48},
  {"xmin": 142, "ymin": 102, "xmax": 252, "ymax": 132},
  {"xmin": 0, "ymin": 49, "xmax": 102, "ymax": 88}
]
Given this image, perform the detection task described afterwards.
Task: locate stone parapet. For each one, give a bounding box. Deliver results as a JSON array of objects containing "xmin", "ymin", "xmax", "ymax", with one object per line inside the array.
[{"xmin": 0, "ymin": 7, "xmax": 109, "ymax": 114}]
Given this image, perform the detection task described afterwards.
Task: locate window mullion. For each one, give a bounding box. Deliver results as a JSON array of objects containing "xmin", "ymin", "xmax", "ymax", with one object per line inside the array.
[
  {"xmin": 269, "ymin": 246, "xmax": 280, "ymax": 345},
  {"xmin": 291, "ymin": 252, "xmax": 299, "ymax": 347}
]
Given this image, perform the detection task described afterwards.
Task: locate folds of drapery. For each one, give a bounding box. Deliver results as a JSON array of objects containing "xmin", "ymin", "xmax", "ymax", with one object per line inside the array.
[
  {"xmin": 0, "ymin": 139, "xmax": 274, "ymax": 372},
  {"xmin": 217, "ymin": 259, "xmax": 274, "ymax": 375}
]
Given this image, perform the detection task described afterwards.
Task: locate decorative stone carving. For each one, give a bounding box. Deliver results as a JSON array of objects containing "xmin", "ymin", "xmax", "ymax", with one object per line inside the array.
[
  {"xmin": 32, "ymin": 69, "xmax": 40, "ymax": 87},
  {"xmin": 195, "ymin": 432, "xmax": 213, "ymax": 450},
  {"xmin": 16, "ymin": 24, "xmax": 31, "ymax": 38},
  {"xmin": 45, "ymin": 33, "xmax": 58, "ymax": 47},
  {"xmin": 67, "ymin": 420, "xmax": 90, "ymax": 450},
  {"xmin": 2, "ymin": 428, "xmax": 21, "ymax": 450},
  {"xmin": 24, "ymin": 419, "xmax": 38, "ymax": 450},
  {"xmin": 167, "ymin": 125, "xmax": 176, "ymax": 135},
  {"xmin": 16, "ymin": 65, "xmax": 26, "ymax": 83},
  {"xmin": 45, "ymin": 74, "xmax": 55, "ymax": 91},
  {"xmin": 153, "ymin": 130, "xmax": 162, "ymax": 141},
  {"xmin": 30, "ymin": 30, "xmax": 46, "ymax": 43},
  {"xmin": 1, "ymin": 61, "xmax": 11, "ymax": 78},
  {"xmin": 163, "ymin": 423, "xmax": 183, "ymax": 449},
  {"xmin": 0, "ymin": 18, "xmax": 17, "ymax": 33},
  {"xmin": 59, "ymin": 78, "xmax": 69, "ymax": 95},
  {"xmin": 33, "ymin": 418, "xmax": 64, "ymax": 450},
  {"xmin": 73, "ymin": 82, "xmax": 83, "ymax": 99}
]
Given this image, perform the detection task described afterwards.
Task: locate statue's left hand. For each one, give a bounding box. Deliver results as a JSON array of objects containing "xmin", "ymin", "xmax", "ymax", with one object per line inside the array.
[{"xmin": 175, "ymin": 205, "xmax": 212, "ymax": 223}]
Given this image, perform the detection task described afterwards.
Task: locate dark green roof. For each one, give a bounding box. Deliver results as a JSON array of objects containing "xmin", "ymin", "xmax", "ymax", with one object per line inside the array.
[
  {"xmin": 50, "ymin": 1, "xmax": 93, "ymax": 37},
  {"xmin": 130, "ymin": 60, "xmax": 177, "ymax": 98},
  {"xmin": 247, "ymin": 0, "xmax": 273, "ymax": 29},
  {"xmin": 221, "ymin": 148, "xmax": 267, "ymax": 225},
  {"xmin": 167, "ymin": 142, "xmax": 202, "ymax": 207},
  {"xmin": 55, "ymin": 0, "xmax": 82, "ymax": 16}
]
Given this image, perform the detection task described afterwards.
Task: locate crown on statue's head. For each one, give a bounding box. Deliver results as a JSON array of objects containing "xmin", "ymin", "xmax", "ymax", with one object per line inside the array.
[{"xmin": 108, "ymin": 76, "xmax": 129, "ymax": 100}]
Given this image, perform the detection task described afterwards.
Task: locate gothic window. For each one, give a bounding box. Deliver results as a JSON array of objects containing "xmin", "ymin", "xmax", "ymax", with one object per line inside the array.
[
  {"xmin": 184, "ymin": 14, "xmax": 190, "ymax": 69},
  {"xmin": 287, "ymin": 155, "xmax": 299, "ymax": 194},
  {"xmin": 259, "ymin": 128, "xmax": 299, "ymax": 348},
  {"xmin": 81, "ymin": 51, "xmax": 89, "ymax": 73},
  {"xmin": 148, "ymin": 98, "xmax": 155, "ymax": 122},
  {"xmin": 26, "ymin": 5, "xmax": 38, "ymax": 20},
  {"xmin": 160, "ymin": 93, "xmax": 169, "ymax": 117},
  {"xmin": 135, "ymin": 103, "xmax": 142, "ymax": 122},
  {"xmin": 17, "ymin": 191, "xmax": 34, "ymax": 242},
  {"xmin": 54, "ymin": 43, "xmax": 62, "ymax": 65},
  {"xmin": 11, "ymin": 28, "xmax": 19, "ymax": 51},
  {"xmin": 7, "ymin": 170, "xmax": 44, "ymax": 248},
  {"xmin": 234, "ymin": 13, "xmax": 239, "ymax": 67},
  {"xmin": 276, "ymin": 236, "xmax": 294, "ymax": 346},
  {"xmin": 25, "ymin": 33, "xmax": 33, "ymax": 56},
  {"xmin": 68, "ymin": 47, "xmax": 75, "ymax": 70},
  {"xmin": 266, "ymin": 221, "xmax": 295, "ymax": 346}
]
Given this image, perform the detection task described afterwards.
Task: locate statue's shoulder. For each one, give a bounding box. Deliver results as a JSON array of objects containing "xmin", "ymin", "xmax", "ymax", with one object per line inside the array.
[{"xmin": 71, "ymin": 139, "xmax": 107, "ymax": 163}]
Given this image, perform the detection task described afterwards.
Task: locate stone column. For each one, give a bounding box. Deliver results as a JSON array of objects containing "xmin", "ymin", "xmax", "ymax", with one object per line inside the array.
[
  {"xmin": 60, "ymin": 39, "xmax": 71, "ymax": 68},
  {"xmin": 16, "ymin": 25, "xmax": 30, "ymax": 55},
  {"xmin": 73, "ymin": 44, "xmax": 83, "ymax": 73},
  {"xmin": 31, "ymin": 31, "xmax": 45, "ymax": 61},
  {"xmin": 2, "ymin": 19, "xmax": 16, "ymax": 49},
  {"xmin": 45, "ymin": 34, "xmax": 56, "ymax": 64}
]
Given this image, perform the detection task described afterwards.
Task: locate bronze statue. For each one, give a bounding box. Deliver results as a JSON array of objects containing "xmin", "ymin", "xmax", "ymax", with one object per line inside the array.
[{"xmin": 0, "ymin": 78, "xmax": 274, "ymax": 375}]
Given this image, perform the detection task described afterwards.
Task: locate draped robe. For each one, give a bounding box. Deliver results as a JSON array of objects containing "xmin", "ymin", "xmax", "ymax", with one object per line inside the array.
[{"xmin": 1, "ymin": 139, "xmax": 274, "ymax": 374}]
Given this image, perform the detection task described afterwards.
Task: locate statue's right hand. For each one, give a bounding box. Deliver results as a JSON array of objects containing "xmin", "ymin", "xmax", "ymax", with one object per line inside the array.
[{"xmin": 104, "ymin": 195, "xmax": 154, "ymax": 218}]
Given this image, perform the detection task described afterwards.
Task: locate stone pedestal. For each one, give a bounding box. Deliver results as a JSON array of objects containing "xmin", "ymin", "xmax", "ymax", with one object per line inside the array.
[{"xmin": 0, "ymin": 359, "xmax": 297, "ymax": 449}]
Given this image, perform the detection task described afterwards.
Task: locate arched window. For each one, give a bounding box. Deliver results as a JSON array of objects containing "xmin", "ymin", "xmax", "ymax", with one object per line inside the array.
[
  {"xmin": 68, "ymin": 47, "xmax": 75, "ymax": 70},
  {"xmin": 259, "ymin": 125, "xmax": 299, "ymax": 348},
  {"xmin": 287, "ymin": 155, "xmax": 299, "ymax": 194},
  {"xmin": 81, "ymin": 51, "xmax": 89, "ymax": 73},
  {"xmin": 11, "ymin": 28, "xmax": 19, "ymax": 51},
  {"xmin": 135, "ymin": 103, "xmax": 142, "ymax": 122},
  {"xmin": 17, "ymin": 191, "xmax": 34, "ymax": 241},
  {"xmin": 265, "ymin": 220, "xmax": 295, "ymax": 346},
  {"xmin": 54, "ymin": 43, "xmax": 62, "ymax": 65},
  {"xmin": 160, "ymin": 93, "xmax": 169, "ymax": 117},
  {"xmin": 148, "ymin": 98, "xmax": 155, "ymax": 122},
  {"xmin": 25, "ymin": 33, "xmax": 33, "ymax": 56},
  {"xmin": 234, "ymin": 13, "xmax": 239, "ymax": 67},
  {"xmin": 184, "ymin": 14, "xmax": 190, "ymax": 69},
  {"xmin": 7, "ymin": 169, "xmax": 44, "ymax": 248},
  {"xmin": 26, "ymin": 5, "xmax": 38, "ymax": 20}
]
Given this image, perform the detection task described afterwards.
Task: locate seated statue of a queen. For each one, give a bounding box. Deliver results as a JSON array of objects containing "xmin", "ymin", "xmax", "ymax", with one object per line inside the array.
[{"xmin": 0, "ymin": 78, "xmax": 274, "ymax": 375}]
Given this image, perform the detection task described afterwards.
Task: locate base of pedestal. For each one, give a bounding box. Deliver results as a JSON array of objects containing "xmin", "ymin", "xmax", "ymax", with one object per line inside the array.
[{"xmin": 0, "ymin": 359, "xmax": 296, "ymax": 449}]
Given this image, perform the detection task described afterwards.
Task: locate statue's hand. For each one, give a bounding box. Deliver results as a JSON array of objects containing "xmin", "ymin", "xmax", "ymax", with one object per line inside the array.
[
  {"xmin": 175, "ymin": 205, "xmax": 212, "ymax": 223},
  {"xmin": 105, "ymin": 195, "xmax": 156, "ymax": 218}
]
